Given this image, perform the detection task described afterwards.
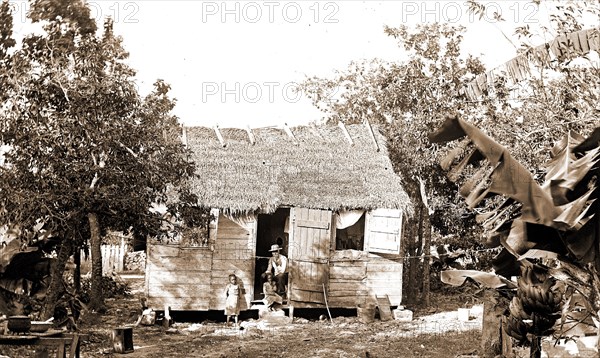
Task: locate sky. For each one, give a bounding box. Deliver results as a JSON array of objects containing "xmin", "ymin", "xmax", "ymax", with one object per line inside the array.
[{"xmin": 8, "ymin": 0, "xmax": 565, "ymax": 128}]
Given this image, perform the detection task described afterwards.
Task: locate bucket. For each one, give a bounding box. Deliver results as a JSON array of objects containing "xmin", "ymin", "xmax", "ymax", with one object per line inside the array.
[{"xmin": 357, "ymin": 303, "xmax": 376, "ymax": 323}]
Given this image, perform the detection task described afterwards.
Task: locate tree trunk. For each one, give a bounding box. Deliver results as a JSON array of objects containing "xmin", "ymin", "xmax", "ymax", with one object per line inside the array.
[
  {"xmin": 530, "ymin": 313, "xmax": 542, "ymax": 358},
  {"xmin": 402, "ymin": 219, "xmax": 412, "ymax": 304},
  {"xmin": 88, "ymin": 212, "xmax": 105, "ymax": 312},
  {"xmin": 407, "ymin": 216, "xmax": 419, "ymax": 304},
  {"xmin": 596, "ymin": 310, "xmax": 600, "ymax": 354},
  {"xmin": 416, "ymin": 203, "xmax": 424, "ymax": 257},
  {"xmin": 41, "ymin": 238, "xmax": 72, "ymax": 320},
  {"xmin": 481, "ymin": 290, "xmax": 513, "ymax": 357},
  {"xmin": 73, "ymin": 248, "xmax": 81, "ymax": 293},
  {"xmin": 409, "ymin": 204, "xmax": 424, "ymax": 305},
  {"xmin": 422, "ymin": 210, "xmax": 431, "ymax": 307}
]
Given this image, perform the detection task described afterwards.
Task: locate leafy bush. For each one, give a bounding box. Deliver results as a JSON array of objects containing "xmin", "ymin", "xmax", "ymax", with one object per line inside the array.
[{"xmin": 80, "ymin": 275, "xmax": 130, "ymax": 303}]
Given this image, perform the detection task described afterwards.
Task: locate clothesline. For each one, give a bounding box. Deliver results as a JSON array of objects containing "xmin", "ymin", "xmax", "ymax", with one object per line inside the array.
[
  {"xmin": 253, "ymin": 247, "xmax": 500, "ymax": 261},
  {"xmin": 394, "ymin": 247, "xmax": 500, "ymax": 261}
]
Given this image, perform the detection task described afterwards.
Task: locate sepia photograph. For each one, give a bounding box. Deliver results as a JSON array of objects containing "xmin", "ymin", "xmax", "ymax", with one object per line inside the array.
[{"xmin": 0, "ymin": 0, "xmax": 599, "ymax": 357}]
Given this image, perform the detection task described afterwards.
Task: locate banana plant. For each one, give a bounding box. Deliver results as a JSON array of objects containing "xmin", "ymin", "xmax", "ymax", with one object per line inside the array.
[{"xmin": 430, "ymin": 115, "xmax": 600, "ymax": 353}]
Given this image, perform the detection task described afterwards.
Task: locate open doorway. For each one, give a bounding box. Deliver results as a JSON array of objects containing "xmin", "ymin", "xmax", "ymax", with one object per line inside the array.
[{"xmin": 253, "ymin": 207, "xmax": 290, "ymax": 300}]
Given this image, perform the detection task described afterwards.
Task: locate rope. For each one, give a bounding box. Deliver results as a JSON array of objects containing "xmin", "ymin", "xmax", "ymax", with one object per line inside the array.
[{"xmin": 247, "ymin": 247, "xmax": 499, "ymax": 261}]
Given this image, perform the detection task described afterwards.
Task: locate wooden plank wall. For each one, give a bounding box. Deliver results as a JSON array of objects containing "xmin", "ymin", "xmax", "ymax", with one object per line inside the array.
[
  {"xmin": 366, "ymin": 253, "xmax": 402, "ymax": 306},
  {"xmin": 145, "ymin": 244, "xmax": 213, "ymax": 310},
  {"xmin": 328, "ymin": 258, "xmax": 368, "ymax": 307},
  {"xmin": 327, "ymin": 251, "xmax": 402, "ymax": 308},
  {"xmin": 210, "ymin": 214, "xmax": 255, "ymax": 311},
  {"xmin": 145, "ymin": 212, "xmax": 256, "ymax": 312}
]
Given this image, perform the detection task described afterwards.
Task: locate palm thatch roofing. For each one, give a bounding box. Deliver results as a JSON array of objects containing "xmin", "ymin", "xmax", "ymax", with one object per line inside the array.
[{"xmin": 185, "ymin": 123, "xmax": 411, "ymax": 215}]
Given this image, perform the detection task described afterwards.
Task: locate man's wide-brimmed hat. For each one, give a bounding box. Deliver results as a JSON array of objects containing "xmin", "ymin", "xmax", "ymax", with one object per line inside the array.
[{"xmin": 269, "ymin": 244, "xmax": 281, "ymax": 252}]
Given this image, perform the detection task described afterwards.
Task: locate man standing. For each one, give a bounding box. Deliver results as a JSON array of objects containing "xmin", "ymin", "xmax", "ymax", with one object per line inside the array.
[{"xmin": 265, "ymin": 243, "xmax": 288, "ymax": 295}]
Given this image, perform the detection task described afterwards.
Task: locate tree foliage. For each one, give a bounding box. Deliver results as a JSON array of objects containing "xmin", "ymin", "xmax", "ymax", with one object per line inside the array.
[
  {"xmin": 433, "ymin": 0, "xmax": 600, "ymax": 352},
  {"xmin": 0, "ymin": 0, "xmax": 197, "ymax": 314},
  {"xmin": 300, "ymin": 23, "xmax": 488, "ymax": 245},
  {"xmin": 300, "ymin": 2, "xmax": 600, "ymax": 310}
]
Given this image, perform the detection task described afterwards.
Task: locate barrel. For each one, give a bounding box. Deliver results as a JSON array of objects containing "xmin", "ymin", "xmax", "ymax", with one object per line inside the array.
[{"xmin": 357, "ymin": 303, "xmax": 376, "ymax": 323}]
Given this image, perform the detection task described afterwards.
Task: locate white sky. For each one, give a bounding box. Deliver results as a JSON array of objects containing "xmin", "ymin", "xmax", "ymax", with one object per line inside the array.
[{"xmin": 9, "ymin": 0, "xmax": 567, "ymax": 128}]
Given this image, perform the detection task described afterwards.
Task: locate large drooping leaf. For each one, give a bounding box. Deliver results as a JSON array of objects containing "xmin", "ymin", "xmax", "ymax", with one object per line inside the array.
[
  {"xmin": 543, "ymin": 144, "xmax": 600, "ymax": 205},
  {"xmin": 563, "ymin": 218, "xmax": 598, "ymax": 263},
  {"xmin": 553, "ymin": 188, "xmax": 595, "ymax": 231},
  {"xmin": 501, "ymin": 219, "xmax": 533, "ymax": 257},
  {"xmin": 0, "ymin": 235, "xmax": 37, "ymax": 273},
  {"xmin": 430, "ymin": 115, "xmax": 600, "ymax": 266},
  {"xmin": 430, "ymin": 115, "xmax": 561, "ymax": 227},
  {"xmin": 441, "ymin": 269, "xmax": 516, "ymax": 289}
]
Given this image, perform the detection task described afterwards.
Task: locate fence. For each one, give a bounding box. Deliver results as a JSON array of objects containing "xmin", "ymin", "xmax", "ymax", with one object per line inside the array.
[
  {"xmin": 101, "ymin": 242, "xmax": 126, "ymax": 275},
  {"xmin": 80, "ymin": 241, "xmax": 127, "ymax": 276}
]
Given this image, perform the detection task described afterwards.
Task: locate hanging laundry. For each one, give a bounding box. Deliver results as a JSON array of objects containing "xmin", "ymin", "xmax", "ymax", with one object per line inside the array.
[
  {"xmin": 506, "ymin": 59, "xmax": 520, "ymax": 83},
  {"xmin": 468, "ymin": 81, "xmax": 480, "ymax": 99}
]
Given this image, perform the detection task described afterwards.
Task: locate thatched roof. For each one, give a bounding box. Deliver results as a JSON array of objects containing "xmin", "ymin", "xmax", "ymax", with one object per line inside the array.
[{"xmin": 185, "ymin": 123, "xmax": 411, "ymax": 215}]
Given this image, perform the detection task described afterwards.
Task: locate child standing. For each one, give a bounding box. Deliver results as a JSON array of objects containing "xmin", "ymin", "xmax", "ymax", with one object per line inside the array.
[{"xmin": 224, "ymin": 274, "xmax": 241, "ymax": 327}]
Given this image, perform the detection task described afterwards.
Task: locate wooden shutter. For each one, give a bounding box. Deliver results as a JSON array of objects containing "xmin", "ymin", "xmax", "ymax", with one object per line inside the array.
[{"xmin": 364, "ymin": 209, "xmax": 402, "ymax": 254}]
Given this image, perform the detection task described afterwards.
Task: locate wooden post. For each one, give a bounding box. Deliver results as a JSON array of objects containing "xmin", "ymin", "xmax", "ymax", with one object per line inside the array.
[
  {"xmin": 69, "ymin": 334, "xmax": 80, "ymax": 357},
  {"xmin": 246, "ymin": 126, "xmax": 255, "ymax": 145},
  {"xmin": 322, "ymin": 284, "xmax": 332, "ymax": 323},
  {"xmin": 181, "ymin": 126, "xmax": 188, "ymax": 147},
  {"xmin": 120, "ymin": 236, "xmax": 126, "ymax": 272},
  {"xmin": 364, "ymin": 119, "xmax": 380, "ymax": 152},
  {"xmin": 74, "ymin": 249, "xmax": 81, "ymax": 293},
  {"xmin": 283, "ymin": 123, "xmax": 296, "ymax": 141},
  {"xmin": 338, "ymin": 121, "xmax": 353, "ymax": 145},
  {"xmin": 163, "ymin": 304, "xmax": 171, "ymax": 329},
  {"xmin": 214, "ymin": 125, "xmax": 226, "ymax": 147}
]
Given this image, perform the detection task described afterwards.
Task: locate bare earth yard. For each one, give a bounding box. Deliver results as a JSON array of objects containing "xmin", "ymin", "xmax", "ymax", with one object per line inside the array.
[
  {"xmin": 0, "ymin": 275, "xmax": 487, "ymax": 358},
  {"xmin": 3, "ymin": 275, "xmax": 598, "ymax": 357}
]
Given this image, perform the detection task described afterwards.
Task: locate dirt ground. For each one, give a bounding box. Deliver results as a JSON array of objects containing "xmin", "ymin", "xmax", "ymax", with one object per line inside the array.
[{"xmin": 1, "ymin": 275, "xmax": 485, "ymax": 358}]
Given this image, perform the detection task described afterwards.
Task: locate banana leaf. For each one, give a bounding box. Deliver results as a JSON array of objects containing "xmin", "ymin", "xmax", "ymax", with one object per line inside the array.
[
  {"xmin": 441, "ymin": 269, "xmax": 516, "ymax": 289},
  {"xmin": 0, "ymin": 235, "xmax": 37, "ymax": 273},
  {"xmin": 430, "ymin": 115, "xmax": 561, "ymax": 227}
]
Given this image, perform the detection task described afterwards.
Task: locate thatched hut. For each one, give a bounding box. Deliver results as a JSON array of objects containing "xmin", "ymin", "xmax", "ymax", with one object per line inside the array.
[{"xmin": 145, "ymin": 122, "xmax": 411, "ymax": 314}]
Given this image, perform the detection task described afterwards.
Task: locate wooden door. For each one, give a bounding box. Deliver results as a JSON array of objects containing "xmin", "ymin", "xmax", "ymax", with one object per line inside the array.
[{"xmin": 288, "ymin": 207, "xmax": 332, "ymax": 304}]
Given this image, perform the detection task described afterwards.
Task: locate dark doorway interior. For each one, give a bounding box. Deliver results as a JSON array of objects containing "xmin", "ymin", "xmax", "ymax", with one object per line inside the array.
[{"xmin": 254, "ymin": 207, "xmax": 290, "ymax": 299}]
